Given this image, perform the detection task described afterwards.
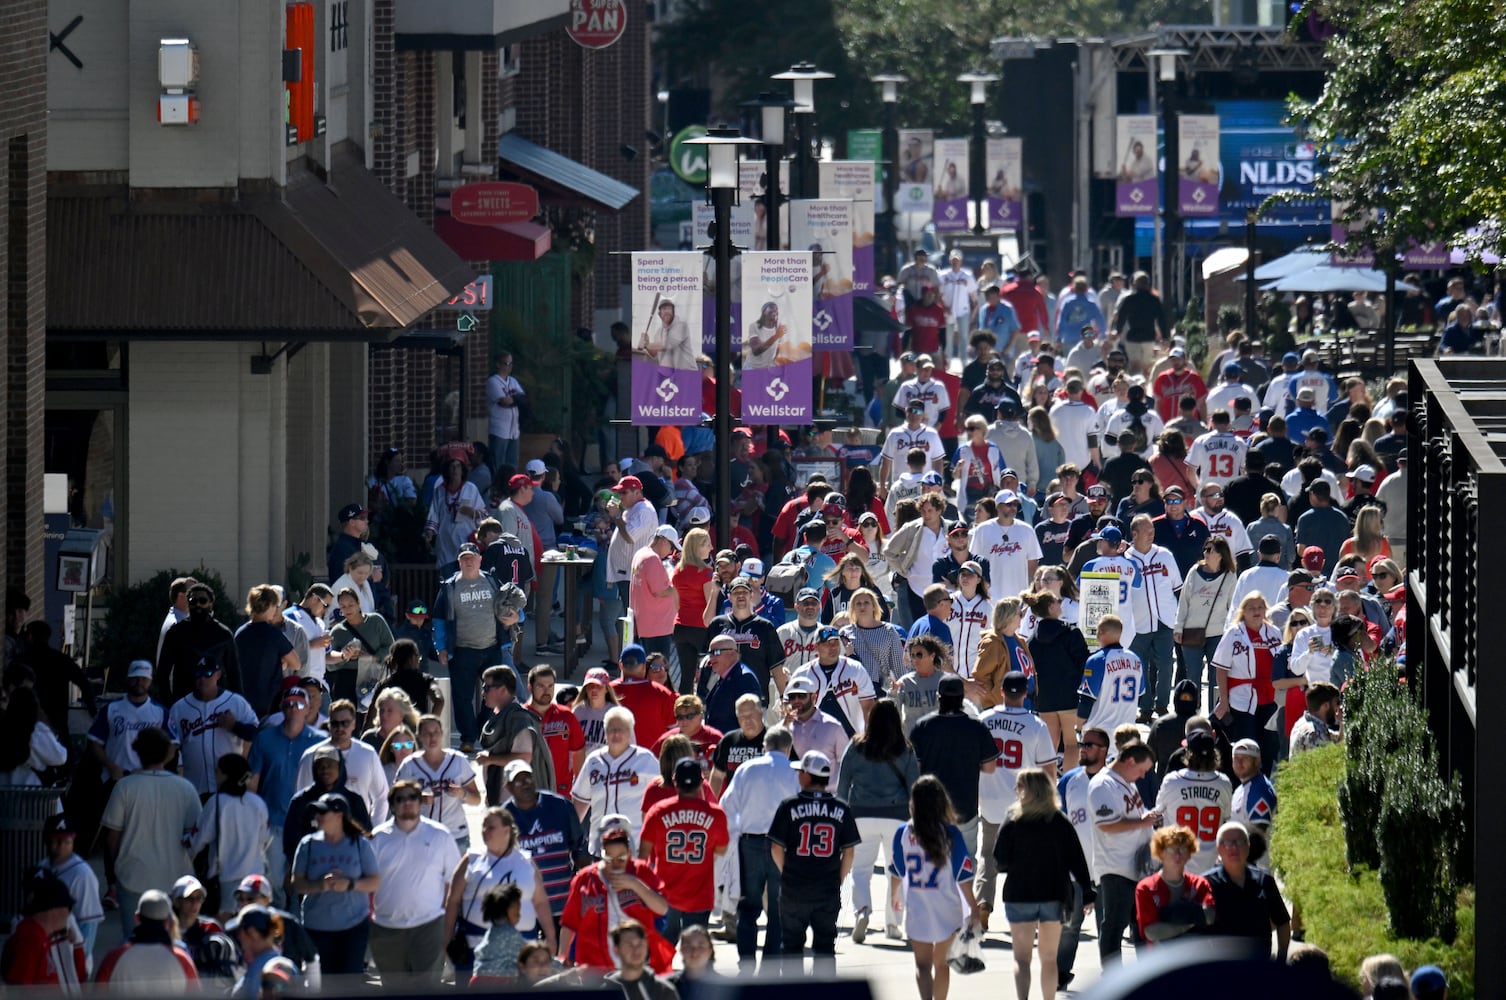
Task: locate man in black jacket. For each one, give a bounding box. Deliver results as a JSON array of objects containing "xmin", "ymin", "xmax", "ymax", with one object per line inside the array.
[{"xmin": 156, "ymin": 583, "xmax": 240, "ymax": 704}]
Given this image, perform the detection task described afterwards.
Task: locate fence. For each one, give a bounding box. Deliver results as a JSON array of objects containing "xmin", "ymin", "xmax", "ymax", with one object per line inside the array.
[{"xmin": 1408, "ymin": 358, "xmax": 1505, "ymax": 997}]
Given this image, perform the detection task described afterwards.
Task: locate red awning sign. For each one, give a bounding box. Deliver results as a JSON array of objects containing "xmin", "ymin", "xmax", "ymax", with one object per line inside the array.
[
  {"xmin": 449, "ymin": 182, "xmax": 539, "ymax": 226},
  {"xmin": 566, "ymin": 0, "xmax": 626, "ymax": 50}
]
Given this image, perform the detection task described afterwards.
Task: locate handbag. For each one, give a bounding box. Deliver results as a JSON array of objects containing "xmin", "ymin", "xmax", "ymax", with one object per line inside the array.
[
  {"xmin": 946, "ymin": 924, "xmax": 985, "ymax": 974},
  {"xmin": 1178, "ymin": 572, "xmax": 1228, "ymax": 648}
]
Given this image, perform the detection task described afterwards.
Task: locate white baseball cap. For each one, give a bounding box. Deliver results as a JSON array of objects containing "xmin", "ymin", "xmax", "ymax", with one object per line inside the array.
[
  {"xmin": 742, "ymin": 558, "xmax": 766, "ymax": 578},
  {"xmin": 655, "ymin": 525, "xmax": 681, "ymax": 548},
  {"xmin": 798, "ymin": 750, "xmax": 833, "ymax": 778},
  {"xmin": 127, "ymin": 659, "xmax": 154, "ymax": 680},
  {"xmin": 525, "ymin": 458, "xmax": 548, "ymax": 477}
]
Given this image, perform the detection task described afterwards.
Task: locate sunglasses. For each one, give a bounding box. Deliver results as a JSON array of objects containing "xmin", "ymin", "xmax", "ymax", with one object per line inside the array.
[
  {"xmin": 328, "ymin": 718, "xmax": 356, "ymax": 728},
  {"xmin": 1165, "ymin": 498, "xmax": 1184, "ymax": 504},
  {"xmin": 190, "ymin": 595, "xmax": 213, "ymax": 606},
  {"xmin": 409, "ymin": 605, "xmax": 428, "ymax": 615},
  {"xmin": 392, "ymin": 741, "xmax": 416, "ymax": 751},
  {"xmin": 1312, "ymin": 598, "xmax": 1335, "ymax": 605},
  {"xmin": 675, "ymin": 712, "xmax": 701, "ymax": 721},
  {"xmin": 707, "ymin": 648, "xmax": 737, "ymax": 656},
  {"xmin": 1082, "ymin": 741, "xmax": 1110, "ymax": 750},
  {"xmin": 392, "ymin": 794, "xmax": 421, "ymax": 804}
]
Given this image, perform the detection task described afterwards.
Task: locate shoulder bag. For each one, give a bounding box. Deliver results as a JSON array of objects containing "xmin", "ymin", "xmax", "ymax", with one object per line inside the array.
[{"xmin": 1178, "ymin": 572, "xmax": 1228, "ymax": 648}]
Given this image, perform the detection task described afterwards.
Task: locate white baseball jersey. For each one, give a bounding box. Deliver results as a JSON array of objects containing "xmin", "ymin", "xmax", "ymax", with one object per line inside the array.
[
  {"xmin": 881, "ymin": 424, "xmax": 945, "ymax": 468},
  {"xmin": 86, "ymin": 698, "xmax": 175, "ymax": 783},
  {"xmin": 1196, "ymin": 508, "xmax": 1253, "ymax": 558},
  {"xmin": 1205, "ymin": 382, "xmax": 1259, "ymax": 418},
  {"xmin": 893, "ymin": 378, "xmax": 953, "ymax": 427},
  {"xmin": 1126, "ymin": 545, "xmax": 1183, "ymax": 630},
  {"xmin": 284, "ymin": 605, "xmax": 328, "ymax": 680},
  {"xmin": 296, "ymin": 739, "xmax": 392, "ymax": 824},
  {"xmin": 977, "ymin": 706, "xmax": 1057, "ymax": 824},
  {"xmin": 971, "ymin": 519, "xmax": 1042, "ymax": 598},
  {"xmin": 777, "ymin": 621, "xmax": 823, "ymax": 669},
  {"xmin": 1049, "ymin": 399, "xmax": 1103, "ymax": 470},
  {"xmin": 1155, "ymin": 768, "xmax": 1233, "ymax": 875},
  {"xmin": 168, "ymin": 690, "xmax": 259, "ymax": 794},
  {"xmin": 1186, "ymin": 430, "xmax": 1248, "ymax": 490},
  {"xmin": 948, "ymin": 591, "xmax": 991, "ymax": 677},
  {"xmin": 571, "ymin": 744, "xmax": 660, "ymax": 850},
  {"xmin": 1078, "ymin": 644, "xmax": 1143, "ymax": 736},
  {"xmin": 1059, "ymin": 766, "xmax": 1098, "ymax": 880},
  {"xmin": 1089, "ymin": 767, "xmax": 1153, "ymax": 881},
  {"xmin": 787, "ymin": 656, "xmax": 876, "ymax": 736},
  {"xmin": 1101, "ymin": 407, "xmax": 1164, "ymax": 461}
]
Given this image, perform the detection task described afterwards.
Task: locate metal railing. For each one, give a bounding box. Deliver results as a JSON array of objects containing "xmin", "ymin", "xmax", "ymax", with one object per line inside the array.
[{"xmin": 1409, "ymin": 358, "xmax": 1506, "ymax": 997}]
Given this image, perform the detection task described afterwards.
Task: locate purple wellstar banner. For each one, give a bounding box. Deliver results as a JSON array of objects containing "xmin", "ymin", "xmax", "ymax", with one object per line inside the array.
[
  {"xmin": 986, "ymin": 137, "xmax": 1022, "ymax": 231},
  {"xmin": 789, "ymin": 200, "xmax": 855, "ymax": 351},
  {"xmin": 1115, "ymin": 115, "xmax": 1158, "ymax": 217},
  {"xmin": 741, "ymin": 251, "xmax": 813, "ymax": 425},
  {"xmin": 819, "ymin": 161, "xmax": 875, "ymax": 296},
  {"xmin": 692, "ymin": 201, "xmax": 753, "ymax": 353},
  {"xmin": 630, "ymin": 253, "xmax": 703, "ymax": 425},
  {"xmin": 1177, "ymin": 115, "xmax": 1220, "ymax": 217},
  {"xmin": 932, "ymin": 138, "xmax": 970, "ymax": 233}
]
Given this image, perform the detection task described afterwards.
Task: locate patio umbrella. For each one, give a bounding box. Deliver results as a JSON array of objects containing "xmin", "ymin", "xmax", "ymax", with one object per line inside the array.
[
  {"xmin": 1261, "ymin": 265, "xmax": 1418, "ymax": 294},
  {"xmin": 1251, "ymin": 245, "xmax": 1327, "ymax": 281}
]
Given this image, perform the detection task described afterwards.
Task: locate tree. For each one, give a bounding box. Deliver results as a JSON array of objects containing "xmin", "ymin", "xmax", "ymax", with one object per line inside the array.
[{"xmin": 1287, "ymin": 0, "xmax": 1506, "ymax": 263}]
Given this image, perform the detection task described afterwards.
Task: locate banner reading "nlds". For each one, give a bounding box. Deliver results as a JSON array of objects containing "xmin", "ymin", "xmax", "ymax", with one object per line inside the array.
[
  {"xmin": 741, "ymin": 252, "xmax": 813, "ymax": 425},
  {"xmin": 630, "ymin": 253, "xmax": 703, "ymax": 426}
]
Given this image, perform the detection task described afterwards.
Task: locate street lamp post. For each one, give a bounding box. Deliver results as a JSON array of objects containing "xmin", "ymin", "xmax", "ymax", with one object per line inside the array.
[
  {"xmin": 871, "ymin": 73, "xmax": 906, "ymax": 276},
  {"xmin": 773, "ymin": 62, "xmax": 832, "ymax": 200},
  {"xmin": 684, "ymin": 129, "xmax": 761, "ymax": 547},
  {"xmin": 741, "ymin": 92, "xmax": 797, "ymax": 251},
  {"xmin": 1149, "ymin": 48, "xmax": 1188, "ymax": 314},
  {"xmin": 957, "ymin": 71, "xmax": 999, "ymax": 235}
]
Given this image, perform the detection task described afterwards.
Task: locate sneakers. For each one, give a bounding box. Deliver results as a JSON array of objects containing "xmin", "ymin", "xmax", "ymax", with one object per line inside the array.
[
  {"xmin": 852, "ymin": 907, "xmax": 870, "ymax": 944},
  {"xmin": 884, "ymin": 923, "xmax": 903, "ymax": 940},
  {"xmin": 1058, "ymin": 971, "xmax": 1075, "ymax": 991},
  {"xmin": 103, "ymin": 885, "xmax": 119, "ymax": 911}
]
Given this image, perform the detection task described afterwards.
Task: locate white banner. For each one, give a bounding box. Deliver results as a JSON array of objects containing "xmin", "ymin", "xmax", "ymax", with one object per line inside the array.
[{"xmin": 895, "ymin": 128, "xmax": 934, "ymax": 214}]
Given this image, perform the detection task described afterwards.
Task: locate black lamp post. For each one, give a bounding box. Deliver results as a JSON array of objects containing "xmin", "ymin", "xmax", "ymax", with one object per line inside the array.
[
  {"xmin": 684, "ymin": 129, "xmax": 761, "ymax": 547},
  {"xmin": 740, "ymin": 92, "xmax": 797, "ymax": 251},
  {"xmin": 957, "ymin": 70, "xmax": 999, "ymax": 235},
  {"xmin": 871, "ymin": 72, "xmax": 906, "ymax": 275},
  {"xmin": 1149, "ymin": 48, "xmax": 1187, "ymax": 312},
  {"xmin": 772, "ymin": 62, "xmax": 832, "ymax": 200}
]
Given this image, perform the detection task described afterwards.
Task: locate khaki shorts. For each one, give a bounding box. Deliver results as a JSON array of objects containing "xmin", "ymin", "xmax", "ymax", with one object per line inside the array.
[{"xmin": 1124, "ymin": 340, "xmax": 1158, "ymax": 374}]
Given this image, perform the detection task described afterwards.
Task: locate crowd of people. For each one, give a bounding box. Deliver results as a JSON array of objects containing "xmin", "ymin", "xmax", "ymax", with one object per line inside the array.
[{"xmin": 0, "ymin": 253, "xmax": 1462, "ymax": 1000}]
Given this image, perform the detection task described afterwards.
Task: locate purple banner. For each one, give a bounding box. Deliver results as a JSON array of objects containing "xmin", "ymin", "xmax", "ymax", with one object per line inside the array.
[
  {"xmin": 932, "ymin": 138, "xmax": 971, "ymax": 233},
  {"xmin": 1177, "ymin": 115, "xmax": 1220, "ymax": 216},
  {"xmin": 818, "ymin": 162, "xmax": 875, "ymax": 296},
  {"xmin": 853, "ymin": 243, "xmax": 874, "ymax": 297},
  {"xmin": 742, "ymin": 359, "xmax": 813, "ymax": 425},
  {"xmin": 986, "ymin": 138, "xmax": 1022, "ymax": 232},
  {"xmin": 790, "ymin": 200, "xmax": 855, "ymax": 351},
  {"xmin": 629, "ymin": 362, "xmax": 700, "ymax": 425},
  {"xmin": 1115, "ymin": 116, "xmax": 1158, "ymax": 217},
  {"xmin": 1402, "ymin": 240, "xmax": 1449, "ymax": 270}
]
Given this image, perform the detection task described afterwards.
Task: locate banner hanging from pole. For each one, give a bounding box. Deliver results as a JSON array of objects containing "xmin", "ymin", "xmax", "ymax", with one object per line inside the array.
[
  {"xmin": 819, "ymin": 162, "xmax": 875, "ymax": 296},
  {"xmin": 846, "ymin": 130, "xmax": 884, "ymax": 211},
  {"xmin": 629, "ymin": 252, "xmax": 703, "ymax": 425},
  {"xmin": 1176, "ymin": 115, "xmax": 1220, "ymax": 216},
  {"xmin": 741, "ymin": 252, "xmax": 814, "ymax": 425},
  {"xmin": 789, "ymin": 200, "xmax": 855, "ymax": 351},
  {"xmin": 1114, "ymin": 115, "xmax": 1158, "ymax": 217},
  {"xmin": 1330, "ymin": 200, "xmax": 1377, "ymax": 267},
  {"xmin": 931, "ymin": 138, "xmax": 970, "ymax": 233},
  {"xmin": 894, "ymin": 129, "xmax": 934, "ymax": 215},
  {"xmin": 692, "ymin": 201, "xmax": 753, "ymax": 353},
  {"xmin": 985, "ymin": 137, "xmax": 1022, "ymax": 232},
  {"xmin": 739, "ymin": 161, "xmax": 788, "ymax": 251}
]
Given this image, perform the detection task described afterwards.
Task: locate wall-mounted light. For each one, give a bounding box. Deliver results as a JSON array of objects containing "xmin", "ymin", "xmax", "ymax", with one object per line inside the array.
[{"xmin": 157, "ymin": 38, "xmax": 200, "ymax": 125}]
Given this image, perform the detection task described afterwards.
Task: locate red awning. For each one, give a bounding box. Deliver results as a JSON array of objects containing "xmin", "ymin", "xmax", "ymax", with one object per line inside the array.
[{"xmin": 433, "ymin": 212, "xmax": 551, "ymax": 261}]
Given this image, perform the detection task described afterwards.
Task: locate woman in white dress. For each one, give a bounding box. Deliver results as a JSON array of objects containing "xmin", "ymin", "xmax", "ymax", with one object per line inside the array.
[{"xmin": 888, "ymin": 776, "xmax": 981, "ymax": 1000}]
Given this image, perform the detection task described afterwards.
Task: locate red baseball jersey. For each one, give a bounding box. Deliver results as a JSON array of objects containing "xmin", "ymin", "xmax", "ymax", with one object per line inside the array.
[
  {"xmin": 639, "ymin": 796, "xmax": 731, "ymax": 911},
  {"xmin": 531, "ymin": 702, "xmax": 586, "ymax": 795}
]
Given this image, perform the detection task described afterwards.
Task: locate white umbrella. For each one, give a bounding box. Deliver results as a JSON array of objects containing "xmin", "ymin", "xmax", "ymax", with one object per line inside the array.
[
  {"xmin": 1261, "ymin": 264, "xmax": 1418, "ymax": 294},
  {"xmin": 1251, "ymin": 245, "xmax": 1327, "ymax": 281}
]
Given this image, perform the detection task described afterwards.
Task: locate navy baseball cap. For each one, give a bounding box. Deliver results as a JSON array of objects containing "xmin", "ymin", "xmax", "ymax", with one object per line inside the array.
[
  {"xmin": 673, "ymin": 757, "xmax": 704, "ymax": 791},
  {"xmin": 1001, "ymin": 671, "xmax": 1029, "ymax": 695},
  {"xmin": 1094, "ymin": 525, "xmax": 1124, "ymax": 545},
  {"xmin": 1223, "ymin": 362, "xmax": 1242, "ymax": 377},
  {"xmin": 620, "ymin": 644, "xmax": 647, "ymax": 664},
  {"xmin": 796, "ymin": 587, "xmax": 822, "ymax": 603}
]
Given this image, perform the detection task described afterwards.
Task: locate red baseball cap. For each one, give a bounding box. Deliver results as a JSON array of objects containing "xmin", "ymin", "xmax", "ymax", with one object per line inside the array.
[
  {"xmin": 1301, "ymin": 546, "xmax": 1325, "ymax": 571},
  {"xmin": 610, "ymin": 475, "xmax": 644, "ymax": 492}
]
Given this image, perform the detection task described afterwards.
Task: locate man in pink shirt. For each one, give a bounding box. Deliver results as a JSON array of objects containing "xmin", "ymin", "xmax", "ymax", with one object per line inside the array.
[{"xmin": 631, "ymin": 525, "xmax": 682, "ymax": 675}]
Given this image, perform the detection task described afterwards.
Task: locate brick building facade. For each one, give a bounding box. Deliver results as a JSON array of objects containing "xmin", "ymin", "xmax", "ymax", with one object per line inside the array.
[{"xmin": 1, "ymin": 0, "xmax": 47, "ymax": 599}]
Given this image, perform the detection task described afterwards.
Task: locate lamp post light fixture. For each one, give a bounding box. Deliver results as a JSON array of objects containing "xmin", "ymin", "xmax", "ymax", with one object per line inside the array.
[
  {"xmin": 740, "ymin": 92, "xmax": 797, "ymax": 251},
  {"xmin": 683, "ymin": 128, "xmax": 762, "ymax": 547},
  {"xmin": 957, "ymin": 70, "xmax": 999, "ymax": 235},
  {"xmin": 871, "ymin": 72, "xmax": 906, "ymax": 276},
  {"xmin": 772, "ymin": 62, "xmax": 832, "ymax": 199},
  {"xmin": 1147, "ymin": 47, "xmax": 1189, "ymax": 311}
]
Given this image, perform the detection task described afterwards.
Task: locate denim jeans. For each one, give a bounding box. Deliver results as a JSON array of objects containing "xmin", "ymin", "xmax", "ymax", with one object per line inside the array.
[
  {"xmin": 661, "ymin": 907, "xmax": 712, "ymax": 945},
  {"xmin": 489, "ymin": 435, "xmax": 519, "ymax": 479},
  {"xmin": 449, "ymin": 643, "xmax": 500, "ymax": 746},
  {"xmin": 737, "ymin": 835, "xmax": 783, "ymax": 967},
  {"xmin": 1097, "ymin": 874, "xmax": 1142, "ymax": 962},
  {"xmin": 779, "ymin": 895, "xmax": 839, "ymax": 977},
  {"xmin": 1131, "ymin": 625, "xmax": 1175, "ymax": 714},
  {"xmin": 1057, "ymin": 878, "xmax": 1091, "ymax": 978},
  {"xmin": 308, "ymin": 919, "xmax": 371, "ymax": 977},
  {"xmin": 1177, "ymin": 636, "xmax": 1224, "ymax": 711}
]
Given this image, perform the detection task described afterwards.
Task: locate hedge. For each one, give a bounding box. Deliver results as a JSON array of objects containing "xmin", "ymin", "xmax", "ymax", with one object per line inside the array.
[{"xmin": 1269, "ymin": 743, "xmax": 1475, "ymax": 998}]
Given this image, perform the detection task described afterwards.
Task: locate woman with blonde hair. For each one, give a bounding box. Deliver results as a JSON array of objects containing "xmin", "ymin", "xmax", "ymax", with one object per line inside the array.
[
  {"xmin": 329, "ymin": 550, "xmax": 377, "ymax": 618},
  {"xmin": 672, "ymin": 527, "xmax": 717, "ymax": 694},
  {"xmin": 973, "ymin": 597, "xmax": 1031, "ymax": 709},
  {"xmin": 362, "ymin": 687, "xmax": 419, "ymax": 750},
  {"xmin": 1211, "ymin": 591, "xmax": 1283, "ymax": 764},
  {"xmin": 992, "ymin": 768, "xmax": 1092, "ymax": 1000},
  {"xmin": 1338, "ymin": 505, "xmax": 1390, "ymax": 572},
  {"xmin": 824, "ymin": 552, "xmax": 891, "ymax": 624}
]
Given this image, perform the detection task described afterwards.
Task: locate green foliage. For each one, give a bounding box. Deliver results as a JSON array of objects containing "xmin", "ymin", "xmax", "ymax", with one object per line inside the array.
[
  {"xmin": 90, "ymin": 568, "xmax": 245, "ymax": 686},
  {"xmin": 658, "ymin": 0, "xmax": 1211, "ymax": 140},
  {"xmin": 1270, "ymin": 744, "xmax": 1475, "ymax": 998},
  {"xmin": 1217, "ymin": 304, "xmax": 1244, "ymax": 336},
  {"xmin": 1283, "ymin": 0, "xmax": 1506, "ymax": 265}
]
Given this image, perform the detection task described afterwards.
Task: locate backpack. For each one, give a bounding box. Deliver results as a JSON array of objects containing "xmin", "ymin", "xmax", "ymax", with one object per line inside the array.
[{"xmin": 766, "ymin": 551, "xmax": 812, "ymax": 601}]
